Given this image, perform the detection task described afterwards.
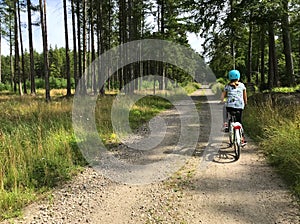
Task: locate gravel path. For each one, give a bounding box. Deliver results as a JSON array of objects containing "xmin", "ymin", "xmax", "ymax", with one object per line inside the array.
[{"xmin": 2, "ymin": 87, "xmax": 299, "ymax": 224}]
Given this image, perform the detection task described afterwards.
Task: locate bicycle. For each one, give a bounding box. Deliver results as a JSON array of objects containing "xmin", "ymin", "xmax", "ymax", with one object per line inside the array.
[{"xmin": 227, "ymin": 110, "xmax": 244, "ymax": 160}]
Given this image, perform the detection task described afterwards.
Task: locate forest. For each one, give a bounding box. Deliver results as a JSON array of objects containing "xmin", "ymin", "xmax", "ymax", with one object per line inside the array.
[{"xmin": 0, "ymin": 0, "xmax": 299, "ymax": 99}]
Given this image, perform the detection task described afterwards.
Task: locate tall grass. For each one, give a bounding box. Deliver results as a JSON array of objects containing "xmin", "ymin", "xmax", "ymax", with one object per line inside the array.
[
  {"xmin": 0, "ymin": 95, "xmax": 85, "ymax": 219},
  {"xmin": 0, "ymin": 91, "xmax": 174, "ymax": 220},
  {"xmin": 244, "ymin": 94, "xmax": 300, "ymax": 198}
]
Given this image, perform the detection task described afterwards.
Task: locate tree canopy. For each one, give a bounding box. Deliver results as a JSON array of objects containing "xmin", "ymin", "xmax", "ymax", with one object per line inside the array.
[{"xmin": 0, "ymin": 0, "xmax": 299, "ymax": 98}]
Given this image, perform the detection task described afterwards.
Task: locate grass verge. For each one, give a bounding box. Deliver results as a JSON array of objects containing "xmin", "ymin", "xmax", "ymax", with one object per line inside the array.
[
  {"xmin": 243, "ymin": 93, "xmax": 300, "ymax": 198},
  {"xmin": 0, "ymin": 90, "xmax": 175, "ymax": 220}
]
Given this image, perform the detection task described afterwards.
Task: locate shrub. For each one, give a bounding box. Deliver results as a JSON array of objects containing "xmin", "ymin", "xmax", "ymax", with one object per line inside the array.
[
  {"xmin": 0, "ymin": 82, "xmax": 12, "ymax": 91},
  {"xmin": 35, "ymin": 78, "xmax": 45, "ymax": 89}
]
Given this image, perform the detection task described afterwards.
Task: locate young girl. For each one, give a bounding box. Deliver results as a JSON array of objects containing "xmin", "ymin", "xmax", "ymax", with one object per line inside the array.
[{"xmin": 220, "ymin": 69, "xmax": 247, "ymax": 145}]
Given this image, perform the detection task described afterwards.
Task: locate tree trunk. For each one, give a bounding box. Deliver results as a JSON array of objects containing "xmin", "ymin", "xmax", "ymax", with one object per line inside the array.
[
  {"xmin": 260, "ymin": 24, "xmax": 266, "ymax": 91},
  {"xmin": 14, "ymin": 0, "xmax": 23, "ymax": 96},
  {"xmin": 298, "ymin": 37, "xmax": 300, "ymax": 81},
  {"xmin": 246, "ymin": 20, "xmax": 253, "ymax": 83},
  {"xmin": 76, "ymin": 0, "xmax": 83, "ymax": 93},
  {"xmin": 63, "ymin": 0, "xmax": 71, "ymax": 96},
  {"xmin": 128, "ymin": 0, "xmax": 134, "ymax": 93},
  {"xmin": 0, "ymin": 17, "xmax": 2, "ymax": 83},
  {"xmin": 268, "ymin": 21, "xmax": 278, "ymax": 90},
  {"xmin": 161, "ymin": 0, "xmax": 165, "ymax": 90},
  {"xmin": 39, "ymin": 0, "xmax": 50, "ymax": 101},
  {"xmin": 89, "ymin": 0, "xmax": 97, "ymax": 94},
  {"xmin": 27, "ymin": 0, "xmax": 36, "ymax": 95},
  {"xmin": 71, "ymin": 0, "xmax": 78, "ymax": 89},
  {"xmin": 82, "ymin": 0, "xmax": 87, "ymax": 94},
  {"xmin": 118, "ymin": 0, "xmax": 127, "ymax": 92},
  {"xmin": 9, "ymin": 17, "xmax": 15, "ymax": 91},
  {"xmin": 281, "ymin": 0, "xmax": 295, "ymax": 87},
  {"xmin": 18, "ymin": 1, "xmax": 27, "ymax": 94}
]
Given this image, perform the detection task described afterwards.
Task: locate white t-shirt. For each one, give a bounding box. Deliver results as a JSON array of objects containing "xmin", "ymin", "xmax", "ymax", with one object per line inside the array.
[{"xmin": 224, "ymin": 82, "xmax": 246, "ymax": 109}]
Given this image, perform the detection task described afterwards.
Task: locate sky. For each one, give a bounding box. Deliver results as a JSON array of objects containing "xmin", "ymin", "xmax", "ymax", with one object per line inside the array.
[{"xmin": 1, "ymin": 0, "xmax": 203, "ymax": 56}]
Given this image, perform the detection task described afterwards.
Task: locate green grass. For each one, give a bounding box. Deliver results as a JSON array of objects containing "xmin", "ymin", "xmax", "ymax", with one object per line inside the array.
[
  {"xmin": 129, "ymin": 95, "xmax": 173, "ymax": 130},
  {"xmin": 0, "ymin": 90, "xmax": 175, "ymax": 220},
  {"xmin": 180, "ymin": 82, "xmax": 201, "ymax": 94},
  {"xmin": 264, "ymin": 84, "xmax": 300, "ymax": 93},
  {"xmin": 0, "ymin": 95, "xmax": 85, "ymax": 219},
  {"xmin": 244, "ymin": 94, "xmax": 300, "ymax": 198}
]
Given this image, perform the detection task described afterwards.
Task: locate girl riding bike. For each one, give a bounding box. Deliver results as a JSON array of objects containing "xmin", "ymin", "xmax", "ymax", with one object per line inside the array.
[{"xmin": 220, "ymin": 69, "xmax": 248, "ymax": 146}]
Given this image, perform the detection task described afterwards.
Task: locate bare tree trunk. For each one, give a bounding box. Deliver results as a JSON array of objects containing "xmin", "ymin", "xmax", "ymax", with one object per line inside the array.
[
  {"xmin": 76, "ymin": 0, "xmax": 83, "ymax": 93},
  {"xmin": 87, "ymin": 22, "xmax": 91, "ymax": 90},
  {"xmin": 118, "ymin": 0, "xmax": 127, "ymax": 92},
  {"xmin": 298, "ymin": 38, "xmax": 300, "ymax": 81},
  {"xmin": 90, "ymin": 0, "xmax": 97, "ymax": 94},
  {"xmin": 18, "ymin": 1, "xmax": 27, "ymax": 94},
  {"xmin": 71, "ymin": 0, "xmax": 78, "ymax": 89},
  {"xmin": 82, "ymin": 0, "xmax": 87, "ymax": 76},
  {"xmin": 39, "ymin": 0, "xmax": 50, "ymax": 101},
  {"xmin": 268, "ymin": 21, "xmax": 278, "ymax": 90},
  {"xmin": 260, "ymin": 24, "xmax": 266, "ymax": 91},
  {"xmin": 281, "ymin": 0, "xmax": 295, "ymax": 87},
  {"xmin": 9, "ymin": 17, "xmax": 15, "ymax": 91},
  {"xmin": 0, "ymin": 17, "xmax": 2, "ymax": 83},
  {"xmin": 246, "ymin": 20, "xmax": 253, "ymax": 83},
  {"xmin": 14, "ymin": 0, "xmax": 23, "ymax": 96},
  {"xmin": 86, "ymin": 22, "xmax": 91, "ymax": 90},
  {"xmin": 160, "ymin": 0, "xmax": 165, "ymax": 90},
  {"xmin": 99, "ymin": 0, "xmax": 106, "ymax": 95},
  {"xmin": 27, "ymin": 0, "xmax": 36, "ymax": 95},
  {"xmin": 230, "ymin": 0, "xmax": 235, "ymax": 69},
  {"xmin": 108, "ymin": 0, "xmax": 113, "ymax": 91},
  {"xmin": 128, "ymin": 0, "xmax": 134, "ymax": 93},
  {"xmin": 63, "ymin": 0, "xmax": 71, "ymax": 96},
  {"xmin": 96, "ymin": 1, "xmax": 101, "ymax": 93}
]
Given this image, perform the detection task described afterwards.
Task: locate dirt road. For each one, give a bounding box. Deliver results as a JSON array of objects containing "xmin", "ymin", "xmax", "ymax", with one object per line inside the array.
[{"xmin": 3, "ymin": 87, "xmax": 299, "ymax": 224}]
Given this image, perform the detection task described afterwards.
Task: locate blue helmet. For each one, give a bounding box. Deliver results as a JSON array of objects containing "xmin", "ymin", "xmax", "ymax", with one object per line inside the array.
[{"xmin": 228, "ymin": 70, "xmax": 240, "ymax": 80}]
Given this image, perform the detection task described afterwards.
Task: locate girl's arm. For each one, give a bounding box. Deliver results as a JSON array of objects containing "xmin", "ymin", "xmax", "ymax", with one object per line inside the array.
[
  {"xmin": 243, "ymin": 89, "xmax": 247, "ymax": 105},
  {"xmin": 220, "ymin": 91, "xmax": 227, "ymax": 103}
]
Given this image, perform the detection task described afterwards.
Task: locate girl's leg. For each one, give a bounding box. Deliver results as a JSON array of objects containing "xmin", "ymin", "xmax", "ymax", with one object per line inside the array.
[
  {"xmin": 236, "ymin": 109, "xmax": 243, "ymax": 123},
  {"xmin": 237, "ymin": 109, "xmax": 247, "ymax": 145}
]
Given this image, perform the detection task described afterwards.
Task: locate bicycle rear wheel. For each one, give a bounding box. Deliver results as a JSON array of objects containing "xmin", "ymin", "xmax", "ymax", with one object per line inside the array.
[
  {"xmin": 233, "ymin": 129, "xmax": 241, "ymax": 160},
  {"xmin": 228, "ymin": 120, "xmax": 233, "ymax": 146}
]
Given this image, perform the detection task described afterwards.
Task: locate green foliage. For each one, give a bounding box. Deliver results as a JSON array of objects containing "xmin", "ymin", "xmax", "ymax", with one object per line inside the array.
[
  {"xmin": 24, "ymin": 78, "xmax": 75, "ymax": 90},
  {"xmin": 216, "ymin": 77, "xmax": 227, "ymax": 85},
  {"xmin": 210, "ymin": 82, "xmax": 224, "ymax": 96},
  {"xmin": 0, "ymin": 82, "xmax": 12, "ymax": 91},
  {"xmin": 180, "ymin": 82, "xmax": 201, "ymax": 94},
  {"xmin": 34, "ymin": 78, "xmax": 46, "ymax": 89},
  {"xmin": 186, "ymin": 82, "xmax": 201, "ymax": 94},
  {"xmin": 244, "ymin": 94, "xmax": 300, "ymax": 198}
]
